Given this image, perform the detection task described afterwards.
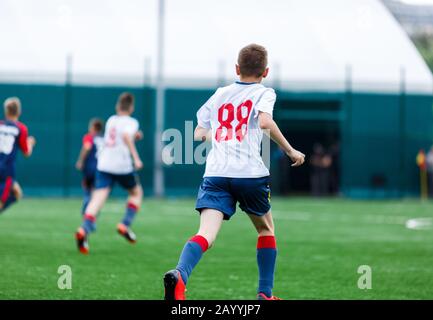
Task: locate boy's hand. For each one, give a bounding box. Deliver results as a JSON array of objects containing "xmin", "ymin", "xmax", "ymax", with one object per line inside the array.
[
  {"xmin": 287, "ymin": 149, "xmax": 305, "ymax": 167},
  {"xmin": 75, "ymin": 160, "xmax": 83, "ymax": 171},
  {"xmin": 135, "ymin": 130, "xmax": 143, "ymax": 141},
  {"xmin": 27, "ymin": 136, "xmax": 36, "ymax": 147},
  {"xmin": 134, "ymin": 158, "xmax": 144, "ymax": 171}
]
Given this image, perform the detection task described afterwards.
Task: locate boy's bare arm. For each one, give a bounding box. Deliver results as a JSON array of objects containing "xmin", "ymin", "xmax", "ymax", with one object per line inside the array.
[
  {"xmin": 75, "ymin": 145, "xmax": 91, "ymax": 170},
  {"xmin": 123, "ymin": 133, "xmax": 143, "ymax": 170},
  {"xmin": 258, "ymin": 112, "xmax": 305, "ymax": 167},
  {"xmin": 194, "ymin": 126, "xmax": 212, "ymax": 142},
  {"xmin": 24, "ymin": 136, "xmax": 36, "ymax": 158}
]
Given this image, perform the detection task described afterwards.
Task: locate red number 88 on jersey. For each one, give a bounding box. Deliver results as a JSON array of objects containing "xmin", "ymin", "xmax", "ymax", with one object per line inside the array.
[{"xmin": 215, "ymin": 100, "xmax": 253, "ymax": 143}]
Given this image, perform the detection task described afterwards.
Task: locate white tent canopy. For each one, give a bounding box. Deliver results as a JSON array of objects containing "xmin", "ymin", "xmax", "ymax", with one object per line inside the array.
[{"xmin": 0, "ymin": 0, "xmax": 431, "ymax": 93}]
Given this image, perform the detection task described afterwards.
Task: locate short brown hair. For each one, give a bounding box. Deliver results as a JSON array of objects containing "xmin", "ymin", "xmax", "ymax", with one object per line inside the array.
[
  {"xmin": 237, "ymin": 44, "xmax": 268, "ymax": 77},
  {"xmin": 90, "ymin": 118, "xmax": 103, "ymax": 133},
  {"xmin": 4, "ymin": 97, "xmax": 21, "ymax": 117},
  {"xmin": 117, "ymin": 92, "xmax": 134, "ymax": 112}
]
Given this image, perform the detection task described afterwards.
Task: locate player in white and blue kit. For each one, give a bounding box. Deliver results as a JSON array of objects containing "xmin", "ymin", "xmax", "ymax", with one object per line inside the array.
[
  {"xmin": 75, "ymin": 93, "xmax": 144, "ymax": 254},
  {"xmin": 164, "ymin": 44, "xmax": 305, "ymax": 300}
]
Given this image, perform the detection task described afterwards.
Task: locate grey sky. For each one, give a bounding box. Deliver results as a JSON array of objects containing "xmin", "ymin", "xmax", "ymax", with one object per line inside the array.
[
  {"xmin": 0, "ymin": 0, "xmax": 431, "ymax": 93},
  {"xmin": 402, "ymin": 0, "xmax": 433, "ymax": 4}
]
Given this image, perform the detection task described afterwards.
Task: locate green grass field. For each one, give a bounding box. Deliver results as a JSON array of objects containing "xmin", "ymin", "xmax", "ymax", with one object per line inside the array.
[{"xmin": 1, "ymin": 197, "xmax": 433, "ymax": 299}]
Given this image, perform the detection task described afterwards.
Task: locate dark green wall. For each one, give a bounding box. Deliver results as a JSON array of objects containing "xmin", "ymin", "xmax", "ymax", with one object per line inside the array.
[
  {"xmin": 341, "ymin": 92, "xmax": 433, "ymax": 198},
  {"xmin": 0, "ymin": 84, "xmax": 155, "ymax": 196},
  {"xmin": 164, "ymin": 89, "xmax": 213, "ymax": 195},
  {"xmin": 0, "ymin": 83, "xmax": 431, "ymax": 198},
  {"xmin": 0, "ymin": 84, "xmax": 66, "ymax": 195}
]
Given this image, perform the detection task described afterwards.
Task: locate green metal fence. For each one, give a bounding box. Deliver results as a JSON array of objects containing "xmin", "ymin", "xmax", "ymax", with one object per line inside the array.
[{"xmin": 0, "ymin": 82, "xmax": 431, "ymax": 198}]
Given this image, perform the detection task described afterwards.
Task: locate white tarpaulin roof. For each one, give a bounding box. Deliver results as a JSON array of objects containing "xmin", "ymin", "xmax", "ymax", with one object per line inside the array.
[{"xmin": 0, "ymin": 0, "xmax": 432, "ymax": 93}]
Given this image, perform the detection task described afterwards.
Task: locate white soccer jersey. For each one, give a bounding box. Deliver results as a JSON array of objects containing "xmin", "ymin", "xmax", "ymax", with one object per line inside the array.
[
  {"xmin": 97, "ymin": 115, "xmax": 139, "ymax": 174},
  {"xmin": 197, "ymin": 81, "xmax": 276, "ymax": 178}
]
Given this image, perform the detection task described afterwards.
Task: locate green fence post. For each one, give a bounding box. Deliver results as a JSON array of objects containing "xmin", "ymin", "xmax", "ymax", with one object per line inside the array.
[
  {"xmin": 399, "ymin": 66, "xmax": 406, "ymax": 197},
  {"xmin": 63, "ymin": 54, "xmax": 73, "ymax": 197}
]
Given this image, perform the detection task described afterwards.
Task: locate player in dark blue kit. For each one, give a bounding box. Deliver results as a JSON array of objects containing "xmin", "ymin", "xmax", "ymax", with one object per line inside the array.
[
  {"xmin": 75, "ymin": 118, "xmax": 104, "ymax": 215},
  {"xmin": 0, "ymin": 97, "xmax": 36, "ymax": 214}
]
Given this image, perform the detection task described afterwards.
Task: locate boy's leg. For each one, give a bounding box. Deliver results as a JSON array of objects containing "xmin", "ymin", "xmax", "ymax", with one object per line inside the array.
[
  {"xmin": 81, "ymin": 190, "xmax": 91, "ymax": 215},
  {"xmin": 165, "ymin": 177, "xmax": 234, "ymax": 300},
  {"xmin": 248, "ymin": 211, "xmax": 278, "ymax": 299},
  {"xmin": 164, "ymin": 209, "xmax": 224, "ymax": 300},
  {"xmin": 234, "ymin": 176, "xmax": 278, "ymax": 299},
  {"xmin": 249, "ymin": 212, "xmax": 278, "ymax": 299},
  {"xmin": 78, "ymin": 171, "xmax": 113, "ymax": 235},
  {"xmin": 117, "ymin": 183, "xmax": 143, "ymax": 243},
  {"xmin": 12, "ymin": 182, "xmax": 23, "ymax": 200},
  {"xmin": 81, "ymin": 176, "xmax": 93, "ymax": 215},
  {"xmin": 79, "ymin": 187, "xmax": 111, "ymax": 234},
  {"xmin": 120, "ymin": 184, "xmax": 143, "ymax": 228},
  {"xmin": 116, "ymin": 173, "xmax": 143, "ymax": 242},
  {"xmin": 75, "ymin": 171, "xmax": 112, "ymax": 254},
  {"xmin": 0, "ymin": 181, "xmax": 22, "ymax": 213},
  {"xmin": 176, "ymin": 208, "xmax": 224, "ymax": 283},
  {"xmin": 75, "ymin": 187, "xmax": 110, "ymax": 254}
]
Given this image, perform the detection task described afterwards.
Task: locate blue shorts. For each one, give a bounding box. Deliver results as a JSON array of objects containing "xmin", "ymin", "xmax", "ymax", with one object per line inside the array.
[
  {"xmin": 195, "ymin": 176, "xmax": 271, "ymax": 220},
  {"xmin": 94, "ymin": 170, "xmax": 139, "ymax": 190}
]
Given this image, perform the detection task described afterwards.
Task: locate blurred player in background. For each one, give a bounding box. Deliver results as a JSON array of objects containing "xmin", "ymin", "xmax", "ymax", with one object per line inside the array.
[
  {"xmin": 75, "ymin": 118, "xmax": 104, "ymax": 215},
  {"xmin": 75, "ymin": 92, "xmax": 144, "ymax": 254},
  {"xmin": 0, "ymin": 97, "xmax": 36, "ymax": 214},
  {"xmin": 163, "ymin": 44, "xmax": 305, "ymax": 300}
]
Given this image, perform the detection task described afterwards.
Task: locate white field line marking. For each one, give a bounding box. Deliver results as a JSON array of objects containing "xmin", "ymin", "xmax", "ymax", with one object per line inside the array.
[
  {"xmin": 271, "ymin": 211, "xmax": 312, "ymax": 221},
  {"xmin": 151, "ymin": 207, "xmax": 413, "ymax": 226},
  {"xmin": 103, "ymin": 202, "xmax": 430, "ymax": 228},
  {"xmin": 272, "ymin": 210, "xmax": 409, "ymax": 225},
  {"xmin": 274, "ymin": 214, "xmax": 409, "ymax": 225},
  {"xmin": 405, "ymin": 218, "xmax": 433, "ymax": 230},
  {"xmin": 103, "ymin": 203, "xmax": 128, "ymax": 213},
  {"xmin": 363, "ymin": 215, "xmax": 409, "ymax": 225}
]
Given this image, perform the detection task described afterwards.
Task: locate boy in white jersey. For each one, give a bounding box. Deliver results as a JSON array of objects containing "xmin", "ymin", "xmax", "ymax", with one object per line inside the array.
[
  {"xmin": 75, "ymin": 92, "xmax": 144, "ymax": 254},
  {"xmin": 164, "ymin": 44, "xmax": 305, "ymax": 300}
]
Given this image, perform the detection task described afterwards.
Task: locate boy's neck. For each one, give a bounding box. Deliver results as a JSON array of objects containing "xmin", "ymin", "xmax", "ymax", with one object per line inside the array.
[
  {"xmin": 116, "ymin": 111, "xmax": 130, "ymax": 116},
  {"xmin": 238, "ymin": 76, "xmax": 262, "ymax": 83},
  {"xmin": 6, "ymin": 115, "xmax": 18, "ymax": 121}
]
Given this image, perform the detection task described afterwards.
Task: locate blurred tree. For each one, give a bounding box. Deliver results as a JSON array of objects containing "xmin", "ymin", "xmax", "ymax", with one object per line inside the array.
[{"xmin": 412, "ymin": 33, "xmax": 433, "ymax": 72}]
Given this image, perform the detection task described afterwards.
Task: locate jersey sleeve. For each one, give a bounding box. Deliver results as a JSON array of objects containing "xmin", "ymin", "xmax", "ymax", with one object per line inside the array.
[
  {"xmin": 255, "ymin": 88, "xmax": 276, "ymax": 117},
  {"xmin": 123, "ymin": 118, "xmax": 139, "ymax": 138},
  {"xmin": 17, "ymin": 122, "xmax": 29, "ymax": 155},
  {"xmin": 82, "ymin": 134, "xmax": 94, "ymax": 149},
  {"xmin": 196, "ymin": 89, "xmax": 218, "ymax": 129}
]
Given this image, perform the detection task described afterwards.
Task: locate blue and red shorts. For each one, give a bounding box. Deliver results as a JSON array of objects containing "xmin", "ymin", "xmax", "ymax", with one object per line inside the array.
[
  {"xmin": 195, "ymin": 176, "xmax": 271, "ymax": 220},
  {"xmin": 0, "ymin": 177, "xmax": 14, "ymax": 205},
  {"xmin": 94, "ymin": 170, "xmax": 139, "ymax": 190}
]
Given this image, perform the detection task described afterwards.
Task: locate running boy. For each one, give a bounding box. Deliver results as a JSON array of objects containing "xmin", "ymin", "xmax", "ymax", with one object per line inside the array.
[
  {"xmin": 75, "ymin": 118, "xmax": 104, "ymax": 215},
  {"xmin": 163, "ymin": 44, "xmax": 305, "ymax": 300},
  {"xmin": 75, "ymin": 92, "xmax": 144, "ymax": 254},
  {"xmin": 0, "ymin": 97, "xmax": 36, "ymax": 214}
]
